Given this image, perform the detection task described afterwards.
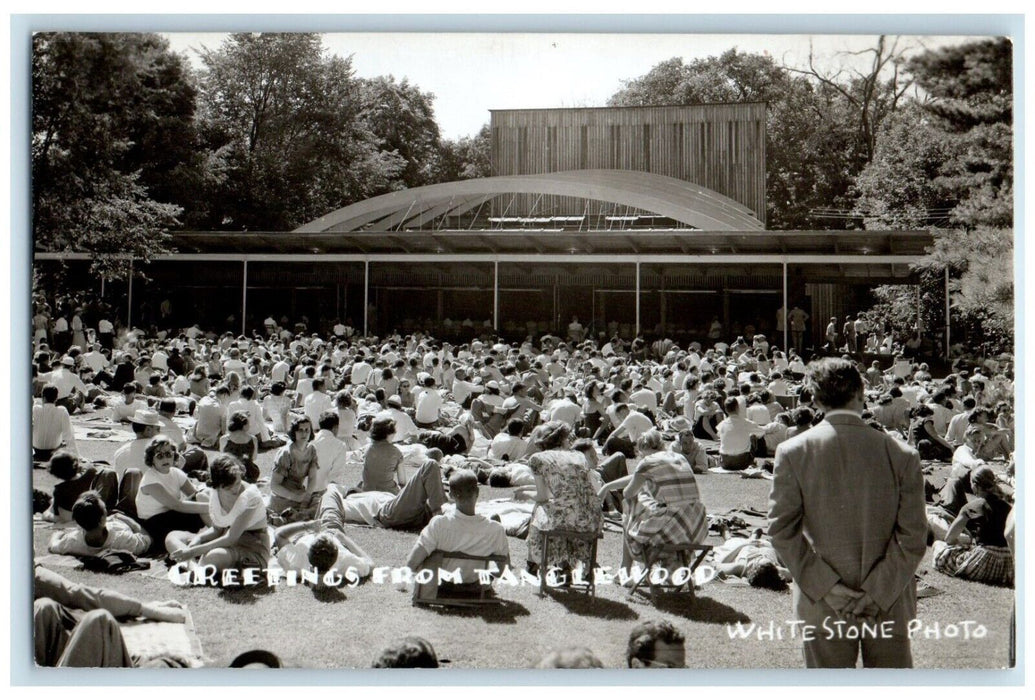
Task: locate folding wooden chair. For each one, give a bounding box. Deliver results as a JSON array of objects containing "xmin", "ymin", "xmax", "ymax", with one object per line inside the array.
[
  {"xmin": 628, "ymin": 542, "xmax": 713, "ymax": 604},
  {"xmin": 537, "ymin": 528, "xmax": 602, "ymax": 597},
  {"xmin": 411, "ymin": 550, "xmax": 508, "ymax": 608}
]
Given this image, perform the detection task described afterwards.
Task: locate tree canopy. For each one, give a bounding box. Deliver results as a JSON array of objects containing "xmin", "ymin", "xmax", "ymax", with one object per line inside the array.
[{"xmin": 32, "ymin": 33, "xmax": 191, "ymax": 278}]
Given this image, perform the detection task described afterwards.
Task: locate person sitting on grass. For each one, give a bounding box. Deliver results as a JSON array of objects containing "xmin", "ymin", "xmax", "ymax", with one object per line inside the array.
[
  {"xmin": 372, "ymin": 637, "xmax": 439, "ymax": 668},
  {"xmin": 167, "ymin": 455, "xmax": 271, "ymax": 577},
  {"xmin": 411, "ymin": 411, "xmax": 479, "ymax": 457},
  {"xmin": 219, "ymin": 410, "xmax": 260, "ymax": 483},
  {"xmin": 489, "ymin": 418, "xmax": 529, "ymax": 461},
  {"xmin": 108, "ymin": 382, "xmax": 148, "ymax": 423},
  {"xmin": 716, "ymin": 396, "xmax": 765, "ymax": 471},
  {"xmin": 32, "ymin": 384, "xmax": 78, "ymax": 462},
  {"xmin": 933, "ymin": 466, "xmax": 1014, "ymax": 587},
  {"xmin": 626, "ymin": 620, "xmax": 686, "ymax": 668},
  {"xmin": 43, "ymin": 451, "xmax": 120, "ymax": 523},
  {"xmin": 405, "ymin": 468, "xmax": 510, "ymax": 587},
  {"xmin": 48, "ymin": 490, "xmax": 152, "ymax": 556},
  {"xmin": 133, "ymin": 435, "xmax": 209, "ymax": 551},
  {"xmin": 262, "ymin": 381, "xmax": 293, "ymax": 436},
  {"xmin": 269, "ymin": 416, "xmax": 320, "ymax": 522},
  {"xmin": 113, "ymin": 409, "xmax": 163, "ymax": 471}
]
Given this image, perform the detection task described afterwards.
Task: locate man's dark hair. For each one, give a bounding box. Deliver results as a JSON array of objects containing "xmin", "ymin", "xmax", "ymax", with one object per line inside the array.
[
  {"xmin": 72, "ymin": 490, "xmax": 106, "ymax": 531},
  {"xmin": 626, "ymin": 620, "xmax": 685, "ymax": 668},
  {"xmin": 240, "ymin": 385, "xmax": 255, "ymax": 400},
  {"xmin": 744, "ymin": 560, "xmax": 787, "ymax": 591},
  {"xmin": 159, "ymin": 398, "xmax": 177, "ymax": 414},
  {"xmin": 318, "ymin": 410, "xmax": 340, "ymax": 432},
  {"xmin": 723, "ymin": 396, "xmax": 740, "ymax": 415},
  {"xmin": 806, "ymin": 358, "xmax": 863, "ymax": 410},
  {"xmin": 372, "ymin": 636, "xmax": 439, "ymax": 668},
  {"xmin": 41, "ymin": 384, "xmax": 59, "ymax": 403},
  {"xmin": 506, "ymin": 418, "xmax": 525, "ymax": 436},
  {"xmin": 307, "ymin": 534, "xmax": 340, "ymax": 577}
]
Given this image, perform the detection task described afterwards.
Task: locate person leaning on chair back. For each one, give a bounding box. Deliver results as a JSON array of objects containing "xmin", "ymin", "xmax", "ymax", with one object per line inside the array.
[{"xmin": 768, "ymin": 357, "xmax": 927, "ymax": 668}]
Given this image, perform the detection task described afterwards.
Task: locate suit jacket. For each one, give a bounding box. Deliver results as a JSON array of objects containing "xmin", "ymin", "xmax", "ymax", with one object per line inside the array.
[{"xmin": 768, "ymin": 413, "xmax": 927, "ymax": 632}]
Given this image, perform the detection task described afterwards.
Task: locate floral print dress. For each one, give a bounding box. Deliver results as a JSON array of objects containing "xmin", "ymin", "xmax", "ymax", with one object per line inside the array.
[{"xmin": 526, "ymin": 449, "xmax": 603, "ymax": 570}]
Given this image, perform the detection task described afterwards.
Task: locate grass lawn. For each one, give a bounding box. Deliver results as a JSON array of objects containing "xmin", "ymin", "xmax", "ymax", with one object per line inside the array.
[{"xmin": 31, "ymin": 427, "xmax": 1014, "ymax": 670}]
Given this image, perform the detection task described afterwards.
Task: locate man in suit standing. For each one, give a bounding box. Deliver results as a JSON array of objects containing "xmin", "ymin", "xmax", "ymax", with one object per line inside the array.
[{"xmin": 768, "ymin": 357, "xmax": 927, "ymax": 668}]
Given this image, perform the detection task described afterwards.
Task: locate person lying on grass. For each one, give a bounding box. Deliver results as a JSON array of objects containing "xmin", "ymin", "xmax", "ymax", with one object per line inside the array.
[
  {"xmin": 711, "ymin": 527, "xmax": 790, "ymax": 590},
  {"xmin": 273, "ymin": 515, "xmax": 374, "ymax": 587},
  {"xmin": 48, "ymin": 490, "xmax": 151, "ymax": 556}
]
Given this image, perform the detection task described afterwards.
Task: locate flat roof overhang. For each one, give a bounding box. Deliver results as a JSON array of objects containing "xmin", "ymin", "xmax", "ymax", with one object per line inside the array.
[{"xmin": 32, "ymin": 229, "xmax": 932, "ymax": 263}]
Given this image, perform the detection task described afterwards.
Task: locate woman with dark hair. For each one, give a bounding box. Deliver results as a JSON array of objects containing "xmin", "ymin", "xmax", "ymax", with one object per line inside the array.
[
  {"xmin": 524, "ymin": 420, "xmax": 603, "ymax": 576},
  {"xmin": 167, "ymin": 455, "xmax": 270, "ymax": 574},
  {"xmin": 934, "ymin": 466, "xmax": 1014, "ymax": 587},
  {"xmin": 135, "ymin": 435, "xmax": 209, "ymax": 551},
  {"xmin": 334, "ymin": 391, "xmax": 360, "ymax": 450},
  {"xmin": 909, "ymin": 404, "xmax": 954, "ymax": 461},
  {"xmin": 360, "ymin": 416, "xmax": 404, "ymax": 493},
  {"xmin": 581, "ymin": 380, "xmax": 608, "ymax": 437},
  {"xmin": 188, "ymin": 366, "xmax": 209, "ymax": 401},
  {"xmin": 262, "ymin": 381, "xmax": 293, "ymax": 434},
  {"xmin": 268, "ymin": 417, "xmax": 319, "ymax": 520},
  {"xmin": 691, "ymin": 390, "xmax": 722, "ymax": 441},
  {"xmin": 219, "ymin": 411, "xmax": 260, "ymax": 483}
]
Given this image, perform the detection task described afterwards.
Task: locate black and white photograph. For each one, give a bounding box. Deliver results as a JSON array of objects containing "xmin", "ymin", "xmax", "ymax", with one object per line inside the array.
[{"xmin": 19, "ymin": 21, "xmax": 1018, "ymax": 675}]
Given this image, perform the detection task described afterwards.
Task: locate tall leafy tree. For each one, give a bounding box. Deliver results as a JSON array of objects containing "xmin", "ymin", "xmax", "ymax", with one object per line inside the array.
[
  {"xmin": 32, "ymin": 32, "xmax": 189, "ymax": 277},
  {"xmin": 853, "ymin": 103, "xmax": 955, "ymax": 229},
  {"xmin": 196, "ymin": 33, "xmax": 402, "ymax": 230},
  {"xmin": 358, "ymin": 75, "xmax": 442, "ymax": 189},
  {"xmin": 435, "ymin": 124, "xmax": 492, "ymax": 182},
  {"xmin": 906, "ymin": 37, "xmax": 1013, "ymax": 229}
]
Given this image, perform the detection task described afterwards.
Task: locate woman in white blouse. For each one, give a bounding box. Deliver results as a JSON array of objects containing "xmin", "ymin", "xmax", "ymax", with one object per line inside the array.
[{"xmin": 167, "ymin": 455, "xmax": 270, "ymax": 574}]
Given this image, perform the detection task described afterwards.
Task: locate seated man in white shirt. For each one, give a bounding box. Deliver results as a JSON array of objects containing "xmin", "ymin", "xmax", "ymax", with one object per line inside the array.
[
  {"xmin": 716, "ymin": 397, "xmax": 766, "ymax": 470},
  {"xmin": 108, "ymin": 383, "xmax": 149, "ymax": 423},
  {"xmin": 113, "ymin": 410, "xmax": 163, "ymax": 471},
  {"xmin": 489, "ymin": 419, "xmax": 529, "ymax": 461},
  {"xmin": 546, "ymin": 393, "xmax": 582, "ymax": 428},
  {"xmin": 304, "ymin": 378, "xmax": 334, "ymax": 428},
  {"xmin": 228, "ymin": 385, "xmax": 272, "ymax": 443},
  {"xmin": 33, "ymin": 384, "xmax": 78, "ymax": 462},
  {"xmin": 48, "ymin": 491, "xmax": 151, "ymax": 557},
  {"xmin": 311, "ymin": 411, "xmax": 349, "ymax": 494},
  {"xmin": 406, "ymin": 469, "xmax": 510, "ymax": 586},
  {"xmin": 155, "ymin": 399, "xmax": 187, "ymax": 450},
  {"xmin": 604, "ymin": 403, "xmax": 654, "ymax": 459},
  {"xmin": 414, "ymin": 376, "xmax": 444, "ymax": 428}
]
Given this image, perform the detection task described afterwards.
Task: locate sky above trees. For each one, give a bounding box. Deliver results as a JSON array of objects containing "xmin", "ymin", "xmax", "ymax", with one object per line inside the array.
[{"xmin": 163, "ymin": 33, "xmax": 980, "ymax": 140}]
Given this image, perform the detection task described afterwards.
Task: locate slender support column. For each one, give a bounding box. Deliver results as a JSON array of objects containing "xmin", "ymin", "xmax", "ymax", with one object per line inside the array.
[
  {"xmin": 782, "ymin": 260, "xmax": 789, "ymax": 352},
  {"xmin": 100, "ymin": 275, "xmax": 105, "ymax": 298},
  {"xmin": 493, "ymin": 260, "xmax": 499, "ymax": 332},
  {"xmin": 241, "ymin": 260, "xmax": 248, "ymax": 336},
  {"xmin": 363, "ymin": 260, "xmax": 370, "ymax": 337},
  {"xmin": 944, "ymin": 266, "xmax": 951, "ymax": 359},
  {"xmin": 127, "ymin": 260, "xmax": 133, "ymax": 329},
  {"xmin": 635, "ymin": 260, "xmax": 641, "ymax": 338}
]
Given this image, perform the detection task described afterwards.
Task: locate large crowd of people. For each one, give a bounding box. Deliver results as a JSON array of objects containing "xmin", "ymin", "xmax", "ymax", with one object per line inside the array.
[{"xmin": 30, "ymin": 302, "xmax": 1015, "ymax": 668}]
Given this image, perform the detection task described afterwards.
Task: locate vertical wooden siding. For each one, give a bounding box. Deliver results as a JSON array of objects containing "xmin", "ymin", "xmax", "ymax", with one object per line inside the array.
[{"xmin": 490, "ymin": 104, "xmax": 767, "ymax": 225}]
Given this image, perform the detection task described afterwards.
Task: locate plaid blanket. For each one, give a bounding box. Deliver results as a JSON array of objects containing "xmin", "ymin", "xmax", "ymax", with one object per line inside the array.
[{"xmin": 933, "ymin": 542, "xmax": 1014, "ymax": 587}]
